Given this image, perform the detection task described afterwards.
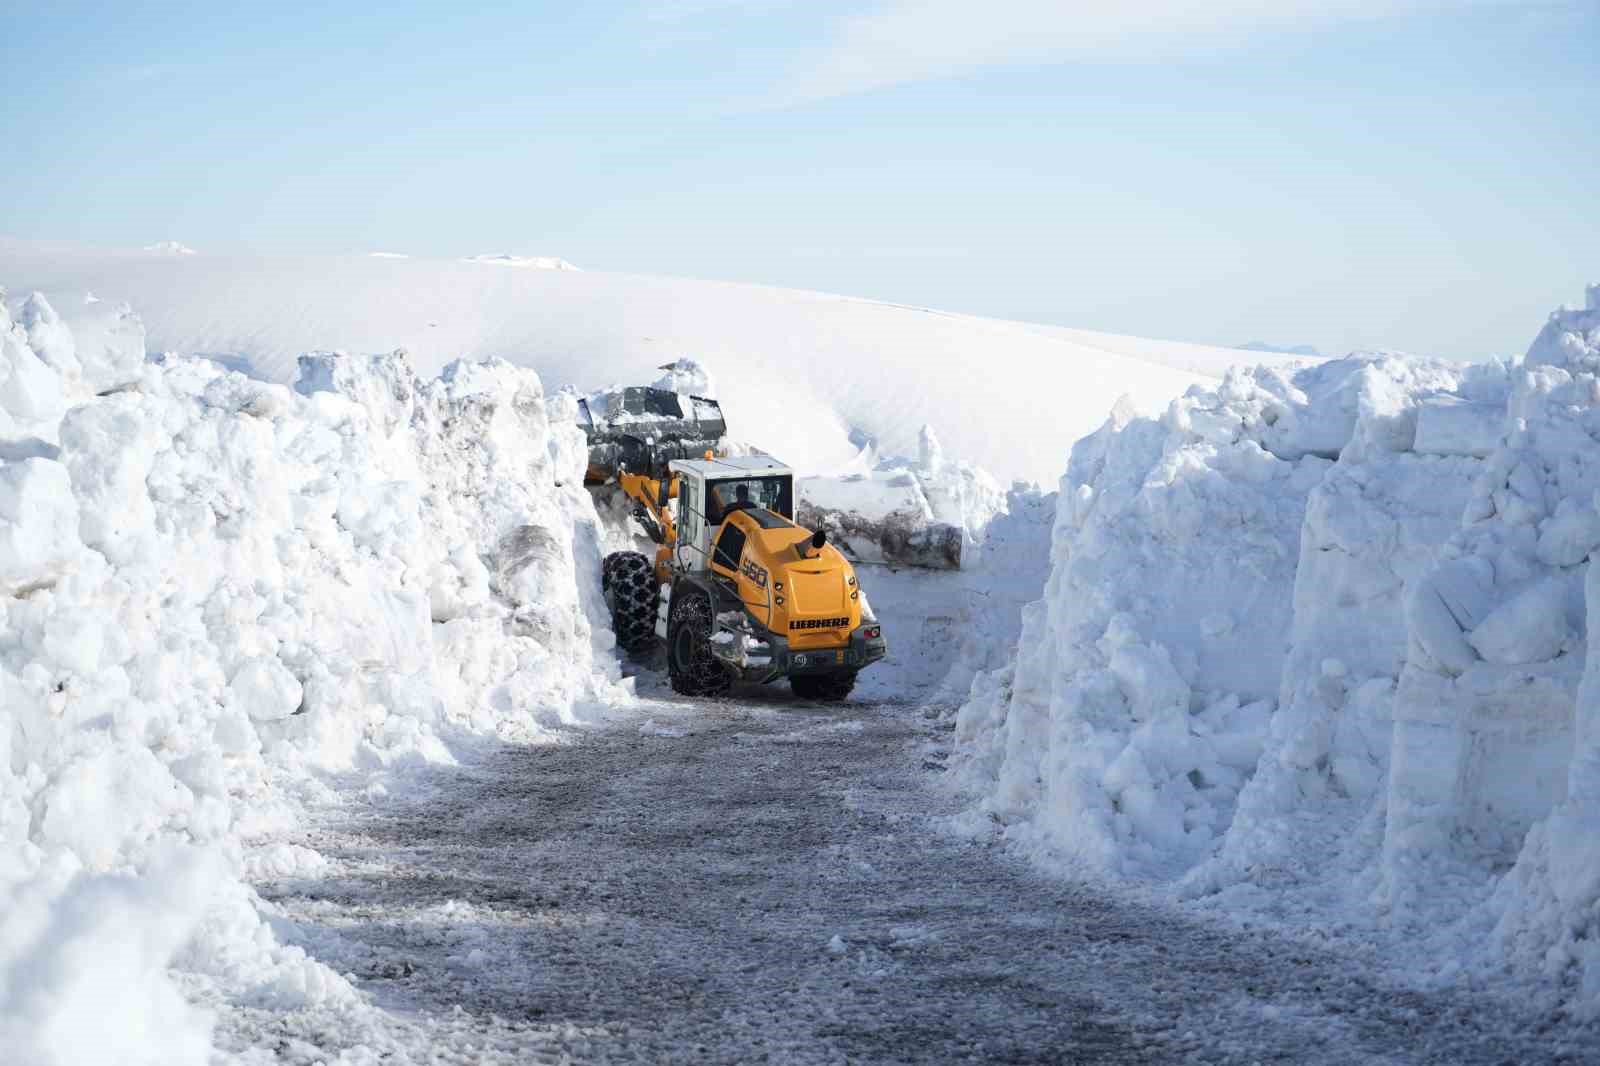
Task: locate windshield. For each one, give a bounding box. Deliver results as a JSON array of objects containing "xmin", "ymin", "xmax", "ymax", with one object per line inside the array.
[{"xmin": 705, "ymin": 475, "xmax": 793, "ymax": 525}]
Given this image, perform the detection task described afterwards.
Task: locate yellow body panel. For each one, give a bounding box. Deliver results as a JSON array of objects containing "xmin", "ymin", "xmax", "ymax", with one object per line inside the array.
[
  {"xmin": 710, "ymin": 511, "xmax": 861, "ymax": 648},
  {"xmin": 606, "ymin": 471, "xmax": 862, "ymax": 650}
]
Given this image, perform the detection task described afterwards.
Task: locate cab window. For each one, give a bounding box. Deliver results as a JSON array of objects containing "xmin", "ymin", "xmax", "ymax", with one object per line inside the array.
[
  {"xmin": 678, "ymin": 479, "xmax": 699, "ymax": 549},
  {"xmin": 713, "ymin": 523, "xmax": 746, "ymax": 572},
  {"xmin": 706, "ymin": 475, "xmax": 793, "ymax": 524}
]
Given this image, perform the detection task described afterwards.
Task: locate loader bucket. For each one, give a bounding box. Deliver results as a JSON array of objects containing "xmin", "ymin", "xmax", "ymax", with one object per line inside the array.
[{"xmin": 580, "ymin": 386, "xmax": 727, "ymax": 483}]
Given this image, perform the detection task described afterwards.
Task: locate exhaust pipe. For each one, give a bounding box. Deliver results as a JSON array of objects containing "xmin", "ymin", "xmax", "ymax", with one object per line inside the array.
[{"xmin": 795, "ymin": 528, "xmax": 827, "ymax": 560}]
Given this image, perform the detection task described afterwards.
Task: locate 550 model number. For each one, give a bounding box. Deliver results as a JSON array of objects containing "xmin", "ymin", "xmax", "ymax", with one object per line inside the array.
[{"xmin": 740, "ymin": 558, "xmax": 768, "ymax": 588}]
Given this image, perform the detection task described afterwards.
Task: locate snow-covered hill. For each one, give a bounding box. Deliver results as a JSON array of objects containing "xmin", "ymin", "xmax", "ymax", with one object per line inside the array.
[
  {"xmin": 957, "ymin": 284, "xmax": 1600, "ymax": 1015},
  {"xmin": 0, "ymin": 239, "xmax": 1294, "ymax": 485}
]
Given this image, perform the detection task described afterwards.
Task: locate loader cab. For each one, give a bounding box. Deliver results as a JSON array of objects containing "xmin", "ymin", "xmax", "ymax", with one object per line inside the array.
[{"xmin": 669, "ymin": 455, "xmax": 794, "ymax": 573}]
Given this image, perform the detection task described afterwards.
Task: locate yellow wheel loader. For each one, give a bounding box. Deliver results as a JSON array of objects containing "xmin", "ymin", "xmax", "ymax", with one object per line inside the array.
[{"xmin": 580, "ymin": 385, "xmax": 886, "ymax": 700}]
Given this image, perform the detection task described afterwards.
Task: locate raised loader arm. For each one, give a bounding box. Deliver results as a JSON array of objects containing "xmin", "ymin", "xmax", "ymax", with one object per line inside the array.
[
  {"xmin": 615, "ymin": 470, "xmax": 679, "ymax": 550},
  {"xmin": 580, "ymin": 384, "xmax": 723, "ymax": 582}
]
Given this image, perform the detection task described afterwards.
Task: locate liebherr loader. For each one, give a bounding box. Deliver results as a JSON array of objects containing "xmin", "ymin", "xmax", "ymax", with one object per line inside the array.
[{"xmin": 579, "ymin": 384, "xmax": 886, "ymax": 701}]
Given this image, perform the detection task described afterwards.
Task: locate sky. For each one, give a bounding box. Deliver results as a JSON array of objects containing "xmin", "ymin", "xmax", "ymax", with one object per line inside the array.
[{"xmin": 0, "ymin": 0, "xmax": 1595, "ymax": 359}]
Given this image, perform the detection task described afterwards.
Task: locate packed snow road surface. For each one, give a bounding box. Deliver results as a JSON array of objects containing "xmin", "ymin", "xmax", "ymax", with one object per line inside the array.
[{"xmin": 244, "ymin": 694, "xmax": 1590, "ymax": 1065}]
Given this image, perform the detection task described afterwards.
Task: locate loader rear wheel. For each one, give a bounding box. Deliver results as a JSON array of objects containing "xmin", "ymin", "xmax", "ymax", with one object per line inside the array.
[
  {"xmin": 790, "ymin": 671, "xmax": 857, "ymax": 702},
  {"xmin": 667, "ymin": 592, "xmax": 732, "ymax": 698},
  {"xmin": 602, "ymin": 551, "xmax": 659, "ymax": 654}
]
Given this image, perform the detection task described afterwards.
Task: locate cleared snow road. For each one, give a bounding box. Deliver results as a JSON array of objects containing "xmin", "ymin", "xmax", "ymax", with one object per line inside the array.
[{"xmin": 237, "ymin": 693, "xmax": 1590, "ymax": 1065}]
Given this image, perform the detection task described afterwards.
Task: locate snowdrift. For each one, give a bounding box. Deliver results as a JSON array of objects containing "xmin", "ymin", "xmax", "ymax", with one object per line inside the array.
[
  {"xmin": 0, "ymin": 288, "xmax": 620, "ymax": 1063},
  {"xmin": 1, "ymin": 239, "xmax": 1293, "ymax": 486},
  {"xmin": 958, "ymin": 285, "xmax": 1600, "ymax": 1011}
]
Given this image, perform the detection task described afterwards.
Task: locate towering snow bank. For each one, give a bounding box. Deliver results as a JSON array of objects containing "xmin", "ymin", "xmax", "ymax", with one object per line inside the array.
[
  {"xmin": 0, "ymin": 289, "xmax": 619, "ymax": 1062},
  {"xmin": 958, "ymin": 285, "xmax": 1600, "ymax": 1012},
  {"xmin": 957, "ymin": 352, "xmax": 1489, "ymax": 875},
  {"xmin": 1191, "ymin": 361, "xmax": 1507, "ymax": 902},
  {"xmin": 1392, "ymin": 286, "xmax": 1600, "ymax": 1006},
  {"xmin": 958, "ymin": 356, "xmax": 1443, "ymax": 875}
]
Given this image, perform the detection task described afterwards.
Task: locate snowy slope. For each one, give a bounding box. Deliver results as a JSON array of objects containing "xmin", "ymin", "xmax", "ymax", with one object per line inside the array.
[
  {"xmin": 956, "ymin": 284, "xmax": 1600, "ymax": 1014},
  {"xmin": 0, "ymin": 239, "xmax": 1293, "ymax": 485}
]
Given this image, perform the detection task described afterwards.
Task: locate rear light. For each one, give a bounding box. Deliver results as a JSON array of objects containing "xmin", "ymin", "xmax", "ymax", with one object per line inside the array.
[{"xmin": 864, "ymin": 626, "xmax": 881, "ymax": 639}]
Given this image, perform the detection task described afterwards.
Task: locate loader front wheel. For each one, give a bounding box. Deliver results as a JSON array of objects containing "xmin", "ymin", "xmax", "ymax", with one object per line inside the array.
[
  {"xmin": 667, "ymin": 592, "xmax": 733, "ymax": 698},
  {"xmin": 602, "ymin": 551, "xmax": 659, "ymax": 654},
  {"xmin": 790, "ymin": 671, "xmax": 857, "ymax": 702}
]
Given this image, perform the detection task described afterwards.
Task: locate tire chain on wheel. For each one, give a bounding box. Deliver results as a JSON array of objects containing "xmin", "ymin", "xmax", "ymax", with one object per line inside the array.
[
  {"xmin": 601, "ymin": 551, "xmax": 659, "ymax": 653},
  {"xmin": 667, "ymin": 592, "xmax": 733, "ymax": 698}
]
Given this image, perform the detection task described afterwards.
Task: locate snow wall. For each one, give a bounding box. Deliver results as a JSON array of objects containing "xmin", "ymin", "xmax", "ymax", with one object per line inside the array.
[
  {"xmin": 0, "ymin": 288, "xmax": 622, "ymax": 1064},
  {"xmin": 957, "ymin": 285, "xmax": 1600, "ymax": 1012}
]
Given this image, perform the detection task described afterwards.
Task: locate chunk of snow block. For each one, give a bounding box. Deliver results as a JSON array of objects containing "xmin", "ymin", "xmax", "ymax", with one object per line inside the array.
[
  {"xmin": 294, "ymin": 349, "xmax": 417, "ymax": 436},
  {"xmin": 1466, "ymin": 580, "xmax": 1572, "ymax": 666},
  {"xmin": 59, "ymin": 398, "xmax": 163, "ymax": 564},
  {"xmin": 0, "ymin": 457, "xmax": 81, "ymax": 592},
  {"xmin": 0, "ymin": 311, "xmax": 66, "ymax": 424},
  {"xmin": 1406, "ymin": 557, "xmax": 1496, "ymax": 675},
  {"xmin": 1537, "ymin": 500, "xmax": 1600, "ymax": 568},
  {"xmin": 1412, "ymin": 397, "xmax": 1502, "ymax": 458},
  {"xmin": 20, "ymin": 291, "xmax": 81, "ymax": 378},
  {"xmin": 650, "ymin": 357, "xmax": 715, "ymax": 397},
  {"xmin": 229, "ymin": 658, "xmax": 304, "ymax": 722},
  {"xmin": 39, "ymin": 747, "xmax": 191, "ymax": 869}
]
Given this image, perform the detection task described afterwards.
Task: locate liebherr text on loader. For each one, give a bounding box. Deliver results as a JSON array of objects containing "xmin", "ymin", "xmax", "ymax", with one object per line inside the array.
[{"xmin": 579, "ymin": 384, "xmax": 886, "ymax": 701}]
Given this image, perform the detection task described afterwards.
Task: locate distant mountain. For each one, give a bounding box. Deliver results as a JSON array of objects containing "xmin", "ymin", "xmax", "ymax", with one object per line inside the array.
[{"xmin": 1237, "ymin": 340, "xmax": 1322, "ymax": 357}]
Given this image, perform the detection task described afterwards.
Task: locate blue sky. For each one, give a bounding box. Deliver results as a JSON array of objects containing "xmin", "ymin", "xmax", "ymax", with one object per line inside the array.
[{"xmin": 1, "ymin": 1, "xmax": 1595, "ymax": 358}]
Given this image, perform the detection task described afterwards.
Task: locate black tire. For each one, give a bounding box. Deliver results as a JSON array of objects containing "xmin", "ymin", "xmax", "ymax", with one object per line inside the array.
[
  {"xmin": 667, "ymin": 590, "xmax": 733, "ymax": 698},
  {"xmin": 790, "ymin": 671, "xmax": 857, "ymax": 702},
  {"xmin": 602, "ymin": 551, "xmax": 659, "ymax": 654}
]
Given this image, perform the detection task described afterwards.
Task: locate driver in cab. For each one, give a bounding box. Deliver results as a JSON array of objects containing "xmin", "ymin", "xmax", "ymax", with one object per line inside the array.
[{"xmin": 712, "ymin": 482, "xmax": 754, "ymax": 519}]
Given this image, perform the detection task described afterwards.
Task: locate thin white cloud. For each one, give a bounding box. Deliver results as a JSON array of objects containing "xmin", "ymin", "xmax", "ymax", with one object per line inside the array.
[{"xmin": 784, "ymin": 0, "xmax": 1551, "ymax": 102}]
